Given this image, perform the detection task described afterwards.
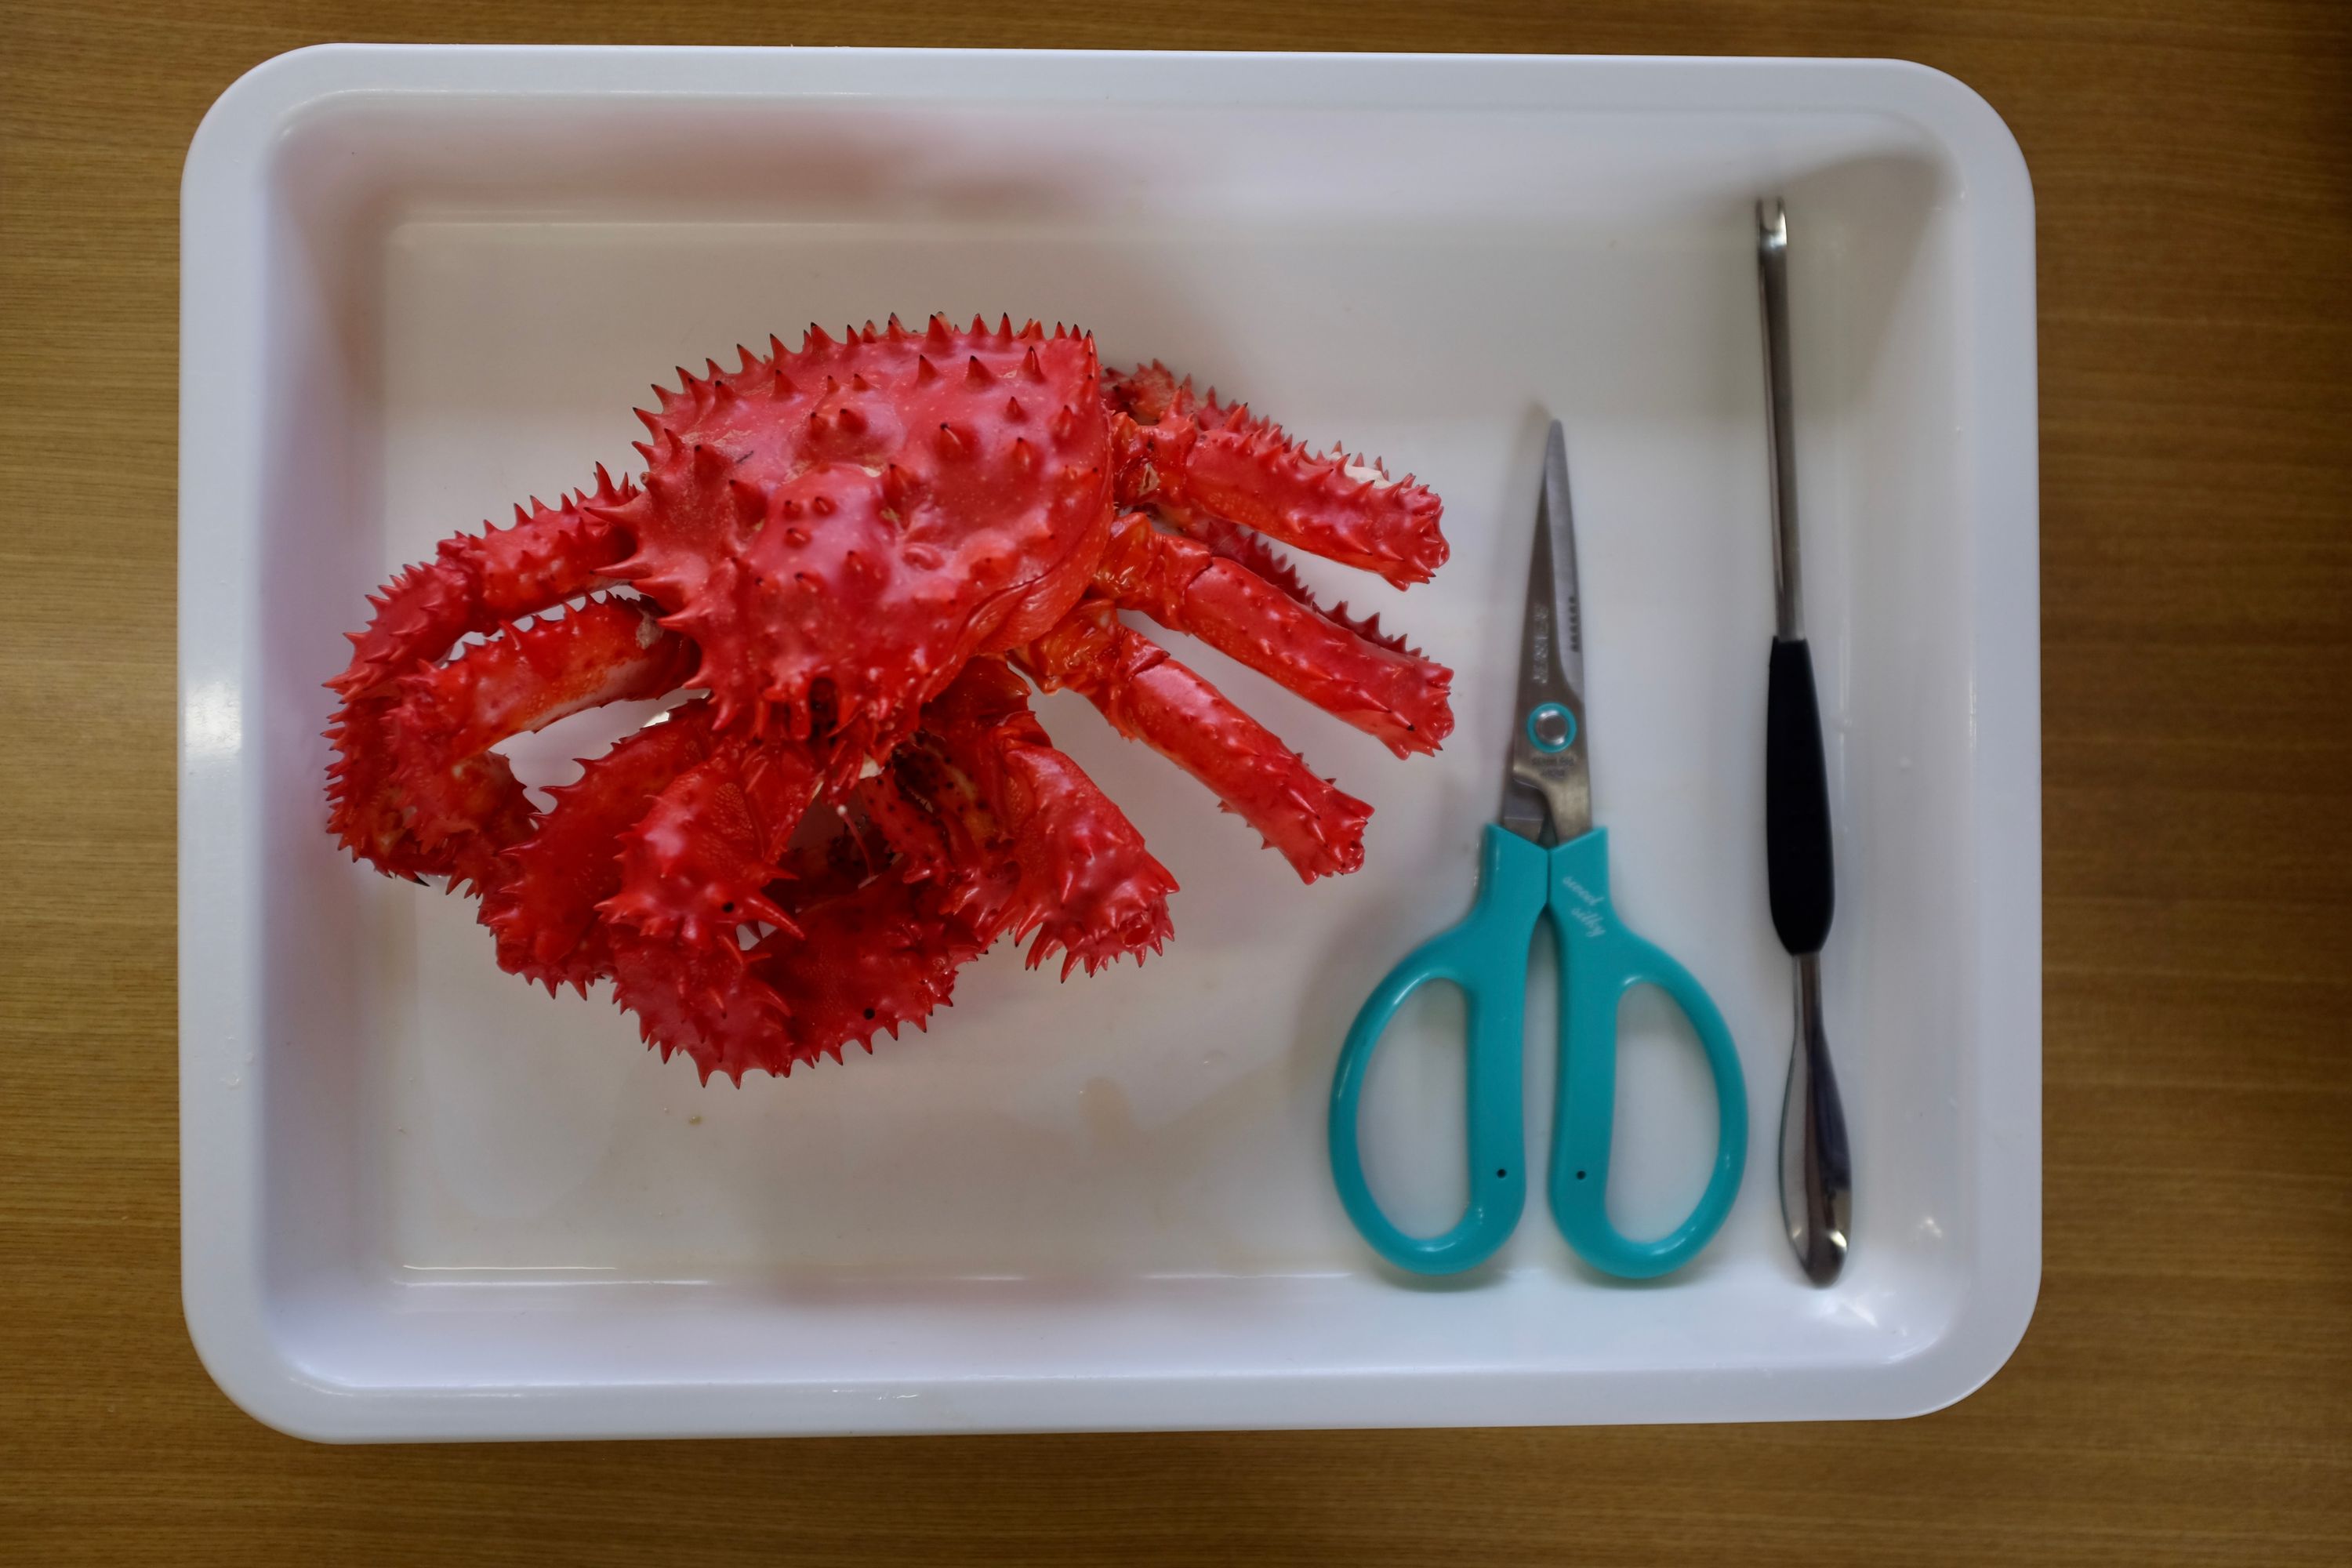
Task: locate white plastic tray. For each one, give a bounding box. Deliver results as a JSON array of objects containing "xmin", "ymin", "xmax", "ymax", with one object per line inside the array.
[{"xmin": 180, "ymin": 45, "xmax": 2040, "ymax": 1441}]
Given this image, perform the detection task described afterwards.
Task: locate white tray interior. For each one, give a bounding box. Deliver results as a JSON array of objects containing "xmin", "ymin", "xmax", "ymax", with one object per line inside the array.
[{"xmin": 180, "ymin": 48, "xmax": 2039, "ymax": 1439}]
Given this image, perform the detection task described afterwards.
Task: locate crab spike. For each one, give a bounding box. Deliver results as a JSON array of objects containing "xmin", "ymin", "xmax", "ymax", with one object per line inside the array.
[
  {"xmin": 851, "ymin": 372, "xmax": 873, "ymax": 393},
  {"xmin": 969, "ymin": 314, "xmax": 986, "ymax": 335},
  {"xmin": 1010, "ymin": 437, "xmax": 1037, "ymax": 476},
  {"xmin": 737, "ymin": 344, "xmax": 760, "ymax": 372},
  {"xmin": 1005, "ymin": 396, "xmax": 1026, "ymax": 423},
  {"xmin": 804, "ymin": 323, "xmax": 833, "ymax": 351},
  {"xmin": 965, "ymin": 355, "xmax": 992, "ymax": 388},
  {"xmin": 1020, "ymin": 319, "xmax": 1044, "ymax": 341},
  {"xmin": 1020, "ymin": 346, "xmax": 1045, "ymax": 381},
  {"xmin": 886, "ymin": 314, "xmax": 907, "ymax": 340},
  {"xmin": 996, "ymin": 314, "xmax": 1014, "ymax": 342},
  {"xmin": 915, "ymin": 354, "xmax": 939, "ymax": 384},
  {"xmin": 837, "ymin": 405, "xmax": 868, "ymax": 434},
  {"xmin": 927, "ymin": 314, "xmax": 954, "ymax": 348}
]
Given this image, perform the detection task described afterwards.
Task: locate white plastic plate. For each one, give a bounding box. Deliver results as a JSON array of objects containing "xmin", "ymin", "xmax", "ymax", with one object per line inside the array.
[{"xmin": 180, "ymin": 46, "xmax": 2039, "ymax": 1441}]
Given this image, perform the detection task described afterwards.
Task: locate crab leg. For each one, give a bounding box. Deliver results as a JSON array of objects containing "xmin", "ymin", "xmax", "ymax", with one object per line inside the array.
[
  {"xmin": 328, "ymin": 596, "xmax": 693, "ymax": 887},
  {"xmin": 1105, "ymin": 364, "xmax": 1446, "ymax": 589},
  {"xmin": 1014, "ymin": 598, "xmax": 1370, "ymax": 882},
  {"xmin": 385, "ymin": 599, "xmax": 694, "ymax": 794},
  {"xmin": 748, "ymin": 871, "xmax": 988, "ymax": 1071},
  {"xmin": 332, "ymin": 470, "xmax": 635, "ymax": 699},
  {"xmin": 1090, "ymin": 514, "xmax": 1453, "ymax": 759},
  {"xmin": 479, "ymin": 705, "xmax": 719, "ymax": 993},
  {"xmin": 917, "ymin": 657, "xmax": 1178, "ymax": 975},
  {"xmin": 325, "ymin": 693, "xmax": 517, "ymax": 891},
  {"xmin": 327, "ymin": 471, "xmax": 655, "ymax": 891}
]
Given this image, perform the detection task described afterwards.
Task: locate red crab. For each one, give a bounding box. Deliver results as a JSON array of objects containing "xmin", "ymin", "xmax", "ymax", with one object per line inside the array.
[{"xmin": 328, "ymin": 314, "xmax": 1452, "ymax": 1081}]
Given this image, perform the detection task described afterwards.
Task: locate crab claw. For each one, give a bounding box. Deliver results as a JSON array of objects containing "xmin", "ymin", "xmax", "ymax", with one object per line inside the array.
[
  {"xmin": 917, "ymin": 657, "xmax": 1177, "ymax": 976},
  {"xmin": 599, "ymin": 739, "xmax": 816, "ymax": 1082}
]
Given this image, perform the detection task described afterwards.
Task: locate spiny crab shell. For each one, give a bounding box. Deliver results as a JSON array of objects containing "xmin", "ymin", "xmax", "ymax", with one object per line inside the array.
[{"xmin": 328, "ymin": 314, "xmax": 1453, "ymax": 1081}]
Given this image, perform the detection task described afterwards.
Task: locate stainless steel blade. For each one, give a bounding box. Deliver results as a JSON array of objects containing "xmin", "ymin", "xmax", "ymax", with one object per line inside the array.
[{"xmin": 1501, "ymin": 420, "xmax": 1592, "ymax": 844}]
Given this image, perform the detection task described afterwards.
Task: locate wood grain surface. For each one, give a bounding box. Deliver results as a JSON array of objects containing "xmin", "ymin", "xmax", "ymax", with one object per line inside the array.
[{"xmin": 3, "ymin": 2, "xmax": 2347, "ymax": 1562}]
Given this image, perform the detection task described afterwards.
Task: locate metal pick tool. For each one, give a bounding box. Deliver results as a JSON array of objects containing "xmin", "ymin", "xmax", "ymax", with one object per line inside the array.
[{"xmin": 1758, "ymin": 198, "xmax": 1853, "ymax": 1285}]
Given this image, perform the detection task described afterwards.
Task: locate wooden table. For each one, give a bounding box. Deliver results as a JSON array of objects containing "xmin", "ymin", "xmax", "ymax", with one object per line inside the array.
[{"xmin": 4, "ymin": 2, "xmax": 2346, "ymax": 1561}]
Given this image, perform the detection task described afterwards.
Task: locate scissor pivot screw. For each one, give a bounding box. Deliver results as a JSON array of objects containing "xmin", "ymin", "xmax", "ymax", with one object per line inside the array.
[{"xmin": 1528, "ymin": 702, "xmax": 1576, "ymax": 753}]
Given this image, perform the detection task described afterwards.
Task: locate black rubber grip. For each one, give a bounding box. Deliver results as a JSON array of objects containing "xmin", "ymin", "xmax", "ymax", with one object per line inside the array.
[{"xmin": 1766, "ymin": 637, "xmax": 1835, "ymax": 956}]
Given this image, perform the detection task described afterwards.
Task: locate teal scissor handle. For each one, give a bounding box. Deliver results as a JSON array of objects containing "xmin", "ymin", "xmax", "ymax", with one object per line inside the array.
[
  {"xmin": 1329, "ymin": 825, "xmax": 1748, "ymax": 1279},
  {"xmin": 1329, "ymin": 826, "xmax": 1549, "ymax": 1274},
  {"xmin": 1543, "ymin": 828, "xmax": 1748, "ymax": 1279}
]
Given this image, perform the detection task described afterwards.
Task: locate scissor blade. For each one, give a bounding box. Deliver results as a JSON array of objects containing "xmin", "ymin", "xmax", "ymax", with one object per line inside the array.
[
  {"xmin": 1501, "ymin": 420, "xmax": 1594, "ymax": 843},
  {"xmin": 1535, "ymin": 420, "xmax": 1584, "ymax": 702}
]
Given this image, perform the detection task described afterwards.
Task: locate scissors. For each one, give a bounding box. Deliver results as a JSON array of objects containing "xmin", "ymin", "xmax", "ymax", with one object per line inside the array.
[{"xmin": 1328, "ymin": 422, "xmax": 1749, "ymax": 1279}]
